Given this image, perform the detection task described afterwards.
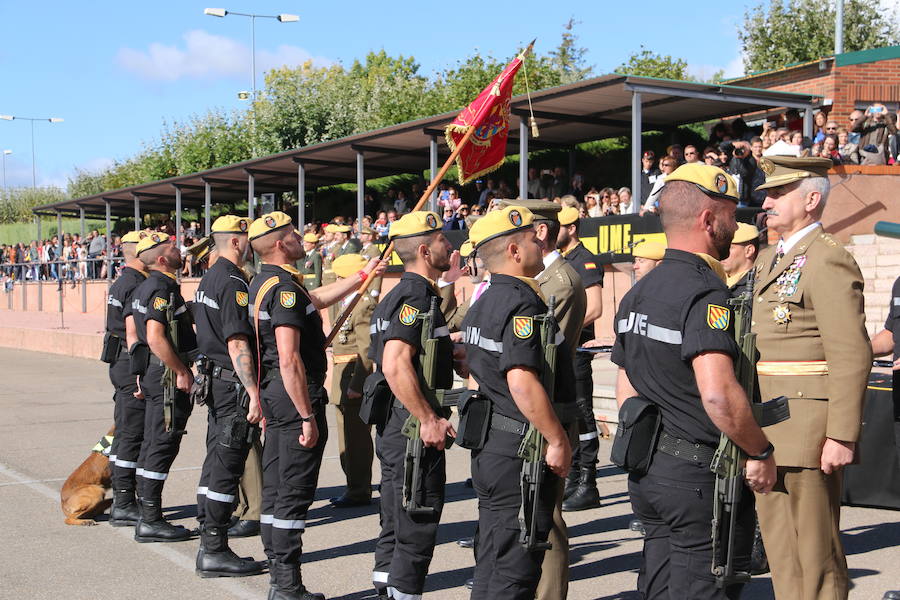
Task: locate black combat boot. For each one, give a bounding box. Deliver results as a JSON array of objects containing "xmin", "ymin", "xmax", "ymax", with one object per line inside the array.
[
  {"xmin": 561, "ymin": 467, "xmax": 601, "ymax": 512},
  {"xmin": 562, "ymin": 468, "xmax": 579, "ymax": 500},
  {"xmin": 196, "ymin": 525, "xmax": 266, "ymax": 578},
  {"xmin": 109, "ymin": 487, "xmax": 141, "ymax": 527},
  {"xmin": 134, "ymin": 498, "xmax": 192, "ymax": 542},
  {"xmin": 270, "ymin": 561, "xmax": 325, "ymax": 600}
]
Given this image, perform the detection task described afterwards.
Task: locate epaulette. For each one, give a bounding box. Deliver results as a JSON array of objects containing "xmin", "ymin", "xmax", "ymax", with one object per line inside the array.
[{"xmin": 819, "ymin": 232, "xmax": 838, "ymax": 248}]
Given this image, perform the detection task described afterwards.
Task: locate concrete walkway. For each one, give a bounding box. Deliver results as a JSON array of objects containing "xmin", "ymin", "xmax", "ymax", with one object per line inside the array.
[{"xmin": 1, "ymin": 347, "xmax": 898, "ymax": 599}]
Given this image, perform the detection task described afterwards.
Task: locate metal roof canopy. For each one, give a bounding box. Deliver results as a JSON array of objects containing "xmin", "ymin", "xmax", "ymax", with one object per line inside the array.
[{"xmin": 34, "ymin": 74, "xmax": 821, "ymax": 225}]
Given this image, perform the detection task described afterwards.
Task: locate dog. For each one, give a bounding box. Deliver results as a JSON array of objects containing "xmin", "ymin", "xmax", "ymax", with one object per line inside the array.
[{"xmin": 60, "ymin": 426, "xmax": 115, "ymax": 526}]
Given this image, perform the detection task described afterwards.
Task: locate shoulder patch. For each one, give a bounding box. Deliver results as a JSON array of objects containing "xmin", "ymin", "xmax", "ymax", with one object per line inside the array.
[
  {"xmin": 513, "ymin": 316, "xmax": 534, "ymax": 339},
  {"xmin": 280, "ymin": 291, "xmax": 296, "ymax": 308},
  {"xmin": 707, "ymin": 304, "xmax": 730, "ymax": 330},
  {"xmin": 584, "ymin": 262, "xmax": 596, "ymax": 269},
  {"xmin": 152, "ymin": 296, "xmax": 168, "ymax": 311},
  {"xmin": 235, "ymin": 290, "xmax": 249, "ymax": 307},
  {"xmin": 398, "ymin": 303, "xmax": 420, "ymax": 326}
]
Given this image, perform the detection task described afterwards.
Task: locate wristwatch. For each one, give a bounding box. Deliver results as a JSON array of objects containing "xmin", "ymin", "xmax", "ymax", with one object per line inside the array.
[
  {"xmin": 747, "ymin": 442, "xmax": 774, "ymax": 461},
  {"xmin": 298, "ymin": 413, "xmax": 314, "ymax": 423}
]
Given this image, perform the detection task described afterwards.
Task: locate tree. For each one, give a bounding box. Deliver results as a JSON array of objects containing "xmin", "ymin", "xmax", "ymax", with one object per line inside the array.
[
  {"xmin": 739, "ymin": 0, "xmax": 900, "ymax": 73},
  {"xmin": 615, "ymin": 47, "xmax": 690, "ymax": 80}
]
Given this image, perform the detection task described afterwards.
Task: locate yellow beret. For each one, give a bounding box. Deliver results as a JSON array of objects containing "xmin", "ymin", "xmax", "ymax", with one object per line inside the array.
[
  {"xmin": 211, "ymin": 215, "xmax": 251, "ymax": 234},
  {"xmin": 558, "ymin": 206, "xmax": 580, "ymax": 226},
  {"xmin": 755, "ymin": 156, "xmax": 833, "ymax": 191},
  {"xmin": 665, "ymin": 163, "xmax": 738, "ymax": 202},
  {"xmin": 333, "ymin": 224, "xmax": 352, "ymax": 234},
  {"xmin": 731, "ymin": 222, "xmax": 760, "ymax": 244},
  {"xmin": 121, "ymin": 230, "xmax": 149, "ymax": 244},
  {"xmin": 135, "ymin": 232, "xmax": 170, "ymax": 256},
  {"xmin": 303, "ymin": 233, "xmax": 320, "ymax": 243},
  {"xmin": 248, "ymin": 211, "xmax": 292, "ymax": 241},
  {"xmin": 633, "ymin": 240, "xmax": 666, "ymax": 260},
  {"xmin": 332, "ymin": 253, "xmax": 369, "ymax": 278},
  {"xmin": 324, "ymin": 224, "xmax": 340, "ymax": 233},
  {"xmin": 388, "ymin": 211, "xmax": 442, "ymax": 240},
  {"xmin": 469, "ymin": 206, "xmax": 535, "ymax": 250},
  {"xmin": 459, "ymin": 240, "xmax": 474, "ymax": 258}
]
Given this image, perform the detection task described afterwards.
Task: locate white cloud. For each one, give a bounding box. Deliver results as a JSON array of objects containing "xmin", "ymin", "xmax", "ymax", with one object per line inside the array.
[
  {"xmin": 117, "ymin": 29, "xmax": 331, "ymax": 82},
  {"xmin": 688, "ymin": 53, "xmax": 745, "ymax": 82}
]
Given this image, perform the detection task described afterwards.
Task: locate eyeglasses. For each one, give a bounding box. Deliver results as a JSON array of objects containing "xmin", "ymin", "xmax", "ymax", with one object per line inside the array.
[
  {"xmin": 825, "ymin": 126, "xmax": 837, "ymax": 131},
  {"xmin": 685, "ymin": 150, "xmax": 697, "ymax": 155}
]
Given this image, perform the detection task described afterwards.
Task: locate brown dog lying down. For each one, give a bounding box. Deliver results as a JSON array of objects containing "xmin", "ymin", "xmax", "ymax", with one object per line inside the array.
[{"xmin": 61, "ymin": 426, "xmax": 115, "ymax": 525}]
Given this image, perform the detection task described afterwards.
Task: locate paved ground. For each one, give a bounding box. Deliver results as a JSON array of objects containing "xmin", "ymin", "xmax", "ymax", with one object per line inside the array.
[{"xmin": 1, "ymin": 347, "xmax": 898, "ymax": 600}]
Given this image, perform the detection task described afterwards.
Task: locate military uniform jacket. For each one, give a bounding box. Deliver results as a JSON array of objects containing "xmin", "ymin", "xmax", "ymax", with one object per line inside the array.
[
  {"xmin": 883, "ymin": 276, "xmax": 900, "ymax": 361},
  {"xmin": 193, "ymin": 257, "xmax": 254, "ymax": 368},
  {"xmin": 107, "ymin": 266, "xmax": 147, "ymax": 340},
  {"xmin": 611, "ymin": 250, "xmax": 738, "ymax": 447},
  {"xmin": 249, "ymin": 264, "xmax": 327, "ymax": 384},
  {"xmin": 300, "ymin": 250, "xmax": 322, "ymax": 290},
  {"xmin": 461, "ymin": 274, "xmax": 576, "ymax": 425},
  {"xmin": 132, "ymin": 270, "xmax": 198, "ymax": 358},
  {"xmin": 752, "ymin": 226, "xmax": 871, "ymax": 467},
  {"xmin": 537, "ymin": 252, "xmax": 586, "ymax": 357},
  {"xmin": 368, "ymin": 271, "xmax": 453, "ymax": 389},
  {"xmin": 335, "ymin": 238, "xmax": 362, "ymax": 258},
  {"xmin": 563, "ymin": 242, "xmax": 603, "ymax": 344},
  {"xmin": 331, "ymin": 291, "xmax": 376, "ymax": 400}
]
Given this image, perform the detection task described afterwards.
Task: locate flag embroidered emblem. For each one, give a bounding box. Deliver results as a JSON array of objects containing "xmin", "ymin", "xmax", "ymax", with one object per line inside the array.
[
  {"xmin": 513, "ymin": 316, "xmax": 534, "ymax": 339},
  {"xmin": 235, "ymin": 291, "xmax": 249, "ymax": 307},
  {"xmin": 399, "ymin": 304, "xmax": 419, "ymax": 326},
  {"xmin": 280, "ymin": 291, "xmax": 296, "ymax": 308},
  {"xmin": 707, "ymin": 304, "xmax": 730, "ymax": 330},
  {"xmin": 152, "ymin": 297, "xmax": 168, "ymax": 311},
  {"xmin": 584, "ymin": 262, "xmax": 596, "ymax": 269}
]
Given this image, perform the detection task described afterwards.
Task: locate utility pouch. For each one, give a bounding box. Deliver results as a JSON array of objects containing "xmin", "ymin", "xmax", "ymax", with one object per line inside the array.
[
  {"xmin": 220, "ymin": 413, "xmax": 254, "ymax": 450},
  {"xmin": 360, "ymin": 371, "xmax": 392, "ymax": 427},
  {"xmin": 100, "ymin": 332, "xmax": 122, "ymax": 364},
  {"xmin": 456, "ymin": 391, "xmax": 491, "ymax": 450},
  {"xmin": 610, "ymin": 396, "xmax": 662, "ymax": 475},
  {"xmin": 129, "ymin": 342, "xmax": 150, "ymax": 376},
  {"xmin": 191, "ymin": 373, "xmax": 210, "ymax": 406}
]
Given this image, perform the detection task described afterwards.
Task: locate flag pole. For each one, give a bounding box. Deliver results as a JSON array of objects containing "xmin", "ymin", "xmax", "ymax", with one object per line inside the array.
[{"xmin": 324, "ymin": 41, "xmax": 535, "ymax": 346}]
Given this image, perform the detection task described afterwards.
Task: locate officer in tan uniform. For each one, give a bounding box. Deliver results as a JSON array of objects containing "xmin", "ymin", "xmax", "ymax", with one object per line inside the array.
[
  {"xmin": 752, "ymin": 156, "xmax": 871, "ymax": 600},
  {"xmin": 321, "ymin": 224, "xmax": 339, "ymax": 289},
  {"xmin": 329, "ymin": 253, "xmax": 377, "ymax": 508},
  {"xmin": 359, "ymin": 225, "xmax": 384, "ymax": 300},
  {"xmin": 299, "ymin": 233, "xmax": 322, "ymax": 290}
]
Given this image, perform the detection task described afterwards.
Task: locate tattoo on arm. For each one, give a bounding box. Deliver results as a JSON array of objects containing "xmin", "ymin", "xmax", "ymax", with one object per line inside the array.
[{"xmin": 232, "ymin": 340, "xmax": 258, "ymax": 389}]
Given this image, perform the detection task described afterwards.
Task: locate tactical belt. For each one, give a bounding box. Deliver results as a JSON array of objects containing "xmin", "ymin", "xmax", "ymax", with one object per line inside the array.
[
  {"xmin": 757, "ymin": 360, "xmax": 828, "ymax": 376},
  {"xmin": 490, "ymin": 412, "xmax": 528, "ymax": 436},
  {"xmin": 655, "ymin": 431, "xmax": 715, "ymax": 467},
  {"xmin": 206, "ymin": 361, "xmax": 239, "ymax": 382}
]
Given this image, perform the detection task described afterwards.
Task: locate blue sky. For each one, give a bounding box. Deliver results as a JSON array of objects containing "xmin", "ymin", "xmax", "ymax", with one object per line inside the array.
[{"xmin": 0, "ymin": 0, "xmax": 750, "ymax": 191}]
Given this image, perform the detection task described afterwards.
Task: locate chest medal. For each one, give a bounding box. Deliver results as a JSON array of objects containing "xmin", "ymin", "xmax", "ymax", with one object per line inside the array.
[
  {"xmin": 773, "ymin": 304, "xmax": 792, "ymax": 325},
  {"xmin": 774, "ymin": 255, "xmax": 806, "ymax": 302}
]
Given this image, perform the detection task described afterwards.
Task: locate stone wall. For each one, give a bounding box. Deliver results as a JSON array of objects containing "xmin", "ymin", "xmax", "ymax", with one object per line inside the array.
[{"xmin": 845, "ymin": 233, "xmax": 900, "ymax": 336}]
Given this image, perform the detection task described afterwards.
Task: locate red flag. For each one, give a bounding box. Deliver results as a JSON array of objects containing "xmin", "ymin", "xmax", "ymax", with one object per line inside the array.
[{"xmin": 445, "ymin": 47, "xmax": 529, "ymax": 185}]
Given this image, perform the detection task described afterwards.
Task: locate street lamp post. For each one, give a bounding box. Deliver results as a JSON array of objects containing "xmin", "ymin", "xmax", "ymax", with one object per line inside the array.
[
  {"xmin": 2, "ymin": 149, "xmax": 11, "ymax": 201},
  {"xmin": 204, "ymin": 8, "xmax": 298, "ymax": 158},
  {"xmin": 0, "ymin": 115, "xmax": 63, "ymax": 189}
]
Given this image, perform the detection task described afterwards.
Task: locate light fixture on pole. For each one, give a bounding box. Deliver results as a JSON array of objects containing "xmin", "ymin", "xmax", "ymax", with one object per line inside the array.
[
  {"xmin": 203, "ymin": 8, "xmax": 299, "ymax": 156},
  {"xmin": 0, "ymin": 114, "xmax": 64, "ymax": 189},
  {"xmin": 2, "ymin": 149, "xmax": 11, "ymax": 201}
]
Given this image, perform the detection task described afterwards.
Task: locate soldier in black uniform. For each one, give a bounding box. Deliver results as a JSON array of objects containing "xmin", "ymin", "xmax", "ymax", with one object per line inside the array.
[
  {"xmin": 130, "ymin": 232, "xmax": 198, "ymax": 542},
  {"xmin": 191, "ymin": 215, "xmax": 266, "ymax": 577},
  {"xmin": 611, "ymin": 164, "xmax": 776, "ymax": 599},
  {"xmin": 106, "ymin": 229, "xmax": 149, "ymax": 527},
  {"xmin": 461, "ymin": 205, "xmax": 575, "ymax": 599},
  {"xmin": 248, "ymin": 212, "xmax": 383, "ymax": 600},
  {"xmin": 556, "ymin": 205, "xmax": 604, "ymax": 511},
  {"xmin": 368, "ymin": 211, "xmax": 455, "ymax": 600}
]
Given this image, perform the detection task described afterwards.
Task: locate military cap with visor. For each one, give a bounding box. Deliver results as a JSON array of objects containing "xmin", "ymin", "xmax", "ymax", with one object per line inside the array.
[
  {"xmin": 755, "ymin": 156, "xmax": 833, "ymax": 191},
  {"xmin": 664, "ymin": 163, "xmax": 738, "ymax": 201},
  {"xmin": 496, "ymin": 198, "xmax": 560, "ymax": 222},
  {"xmin": 388, "ymin": 211, "xmax": 442, "ymax": 240},
  {"xmin": 135, "ymin": 232, "xmax": 171, "ymax": 256}
]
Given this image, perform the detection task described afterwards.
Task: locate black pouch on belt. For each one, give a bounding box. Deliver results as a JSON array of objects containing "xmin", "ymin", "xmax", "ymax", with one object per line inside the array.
[
  {"xmin": 100, "ymin": 332, "xmax": 122, "ymax": 364},
  {"xmin": 129, "ymin": 342, "xmax": 151, "ymax": 376},
  {"xmin": 359, "ymin": 370, "xmax": 392, "ymax": 427},
  {"xmin": 456, "ymin": 391, "xmax": 491, "ymax": 450},
  {"xmin": 610, "ymin": 396, "xmax": 662, "ymax": 475}
]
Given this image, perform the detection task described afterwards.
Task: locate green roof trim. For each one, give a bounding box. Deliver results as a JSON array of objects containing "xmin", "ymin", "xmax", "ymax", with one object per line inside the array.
[{"xmin": 835, "ymin": 45, "xmax": 900, "ymax": 67}]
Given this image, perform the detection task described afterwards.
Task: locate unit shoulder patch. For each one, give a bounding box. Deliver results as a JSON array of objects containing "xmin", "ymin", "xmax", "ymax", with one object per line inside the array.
[
  {"xmin": 706, "ymin": 304, "xmax": 730, "ymax": 330},
  {"xmin": 235, "ymin": 290, "xmax": 249, "ymax": 307},
  {"xmin": 513, "ymin": 315, "xmax": 534, "ymax": 339},
  {"xmin": 152, "ymin": 296, "xmax": 168, "ymax": 311},
  {"xmin": 398, "ymin": 303, "xmax": 420, "ymax": 326},
  {"xmin": 280, "ymin": 291, "xmax": 296, "ymax": 308}
]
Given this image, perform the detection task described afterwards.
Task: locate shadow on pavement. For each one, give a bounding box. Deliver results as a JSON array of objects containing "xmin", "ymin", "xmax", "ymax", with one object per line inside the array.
[{"xmin": 842, "ymin": 521, "xmax": 900, "ymax": 555}]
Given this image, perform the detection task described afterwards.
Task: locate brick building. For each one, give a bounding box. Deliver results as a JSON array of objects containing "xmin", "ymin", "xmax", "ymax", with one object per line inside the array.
[{"xmin": 725, "ymin": 45, "xmax": 900, "ymax": 119}]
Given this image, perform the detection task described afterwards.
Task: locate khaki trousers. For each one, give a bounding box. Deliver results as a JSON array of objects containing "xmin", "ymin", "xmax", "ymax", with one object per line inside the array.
[
  {"xmin": 536, "ymin": 424, "xmax": 577, "ymax": 600},
  {"xmin": 232, "ymin": 436, "xmax": 263, "ymax": 520},
  {"xmin": 755, "ymin": 467, "xmax": 848, "ymax": 600},
  {"xmin": 333, "ymin": 362, "xmax": 374, "ymax": 500}
]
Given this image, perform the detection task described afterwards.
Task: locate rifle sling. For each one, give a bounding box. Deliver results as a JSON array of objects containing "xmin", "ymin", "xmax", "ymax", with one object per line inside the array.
[{"xmin": 656, "ymin": 431, "xmax": 715, "ymax": 467}]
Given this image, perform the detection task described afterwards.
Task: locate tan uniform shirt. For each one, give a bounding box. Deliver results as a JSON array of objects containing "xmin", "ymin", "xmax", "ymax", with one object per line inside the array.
[
  {"xmin": 752, "ymin": 226, "xmax": 871, "ymax": 468},
  {"xmin": 537, "ymin": 254, "xmax": 586, "ymax": 357},
  {"xmin": 330, "ymin": 291, "xmax": 376, "ymax": 403}
]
